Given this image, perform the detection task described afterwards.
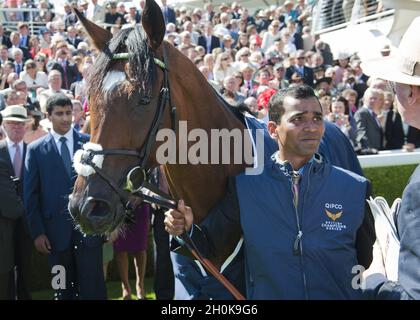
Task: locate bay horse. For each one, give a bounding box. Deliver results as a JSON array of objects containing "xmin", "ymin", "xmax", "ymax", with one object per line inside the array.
[
  {"xmin": 69, "ymin": 0, "xmax": 255, "ymax": 299},
  {"xmin": 69, "ymin": 0, "xmax": 363, "ymax": 299}
]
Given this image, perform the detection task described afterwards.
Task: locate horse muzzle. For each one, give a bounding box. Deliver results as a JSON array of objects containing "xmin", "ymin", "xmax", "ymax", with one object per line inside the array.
[{"xmin": 69, "ymin": 185, "xmax": 124, "ymax": 235}]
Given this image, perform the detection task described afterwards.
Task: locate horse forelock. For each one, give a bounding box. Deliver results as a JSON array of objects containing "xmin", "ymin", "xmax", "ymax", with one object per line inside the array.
[{"xmin": 88, "ymin": 25, "xmax": 156, "ymax": 104}]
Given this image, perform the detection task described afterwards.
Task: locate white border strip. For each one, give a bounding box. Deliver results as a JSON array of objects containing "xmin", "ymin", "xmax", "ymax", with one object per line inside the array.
[{"xmin": 358, "ymin": 148, "xmax": 420, "ymax": 168}]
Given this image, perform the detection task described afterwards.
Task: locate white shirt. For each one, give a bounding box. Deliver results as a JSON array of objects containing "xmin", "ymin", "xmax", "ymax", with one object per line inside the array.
[
  {"xmin": 6, "ymin": 137, "xmax": 24, "ymax": 163},
  {"xmin": 51, "ymin": 128, "xmax": 74, "ymax": 160},
  {"xmin": 20, "ymin": 71, "xmax": 48, "ymax": 90}
]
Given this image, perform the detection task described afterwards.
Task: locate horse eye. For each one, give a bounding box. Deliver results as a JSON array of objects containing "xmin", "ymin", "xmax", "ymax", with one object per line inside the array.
[{"xmin": 139, "ymin": 95, "xmax": 152, "ymax": 105}]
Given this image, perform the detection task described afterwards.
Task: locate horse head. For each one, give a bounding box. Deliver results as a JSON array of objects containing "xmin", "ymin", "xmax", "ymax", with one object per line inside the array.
[
  {"xmin": 70, "ymin": 0, "xmax": 248, "ymax": 254},
  {"xmin": 69, "ymin": 0, "xmax": 171, "ymax": 235}
]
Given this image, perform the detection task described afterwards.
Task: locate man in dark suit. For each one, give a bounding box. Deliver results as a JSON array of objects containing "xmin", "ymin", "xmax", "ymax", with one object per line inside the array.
[
  {"xmin": 65, "ymin": 26, "xmax": 83, "ymax": 49},
  {"xmin": 17, "ymin": 23, "xmax": 31, "ymax": 50},
  {"xmin": 161, "ymin": 0, "xmax": 176, "ymax": 25},
  {"xmin": 24, "ymin": 95, "xmax": 106, "ymax": 300},
  {"xmin": 0, "ymin": 105, "xmax": 32, "ymax": 300},
  {"xmin": 0, "ymin": 25, "xmax": 12, "ymax": 49},
  {"xmin": 47, "ymin": 46, "xmax": 81, "ymax": 90},
  {"xmin": 198, "ymin": 24, "xmax": 221, "ymax": 54},
  {"xmin": 285, "ymin": 50, "xmax": 314, "ymax": 87},
  {"xmin": 362, "ymin": 17, "xmax": 420, "ymax": 299},
  {"xmin": 354, "ymin": 87, "xmax": 383, "ymax": 151},
  {"xmin": 8, "ymin": 32, "xmax": 31, "ymax": 62},
  {"xmin": 384, "ymin": 109, "xmax": 420, "ymax": 149},
  {"xmin": 0, "ymin": 159, "xmax": 25, "ymax": 300},
  {"xmin": 0, "ymin": 45, "xmax": 11, "ymax": 66}
]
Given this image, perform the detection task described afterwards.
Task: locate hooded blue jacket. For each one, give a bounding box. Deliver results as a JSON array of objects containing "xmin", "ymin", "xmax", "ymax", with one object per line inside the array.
[
  {"xmin": 238, "ymin": 153, "xmax": 368, "ymax": 299},
  {"xmin": 187, "ymin": 152, "xmax": 374, "ymax": 299}
]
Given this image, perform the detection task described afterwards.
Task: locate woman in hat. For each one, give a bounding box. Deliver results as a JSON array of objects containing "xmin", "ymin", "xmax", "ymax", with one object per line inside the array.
[
  {"xmin": 20, "ymin": 59, "xmax": 48, "ymax": 96},
  {"xmin": 23, "ymin": 109, "xmax": 47, "ymax": 144},
  {"xmin": 333, "ymin": 51, "xmax": 351, "ymax": 85}
]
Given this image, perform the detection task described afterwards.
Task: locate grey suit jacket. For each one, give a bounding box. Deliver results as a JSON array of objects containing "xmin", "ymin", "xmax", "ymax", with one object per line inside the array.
[{"xmin": 354, "ymin": 107, "xmax": 383, "ymax": 150}]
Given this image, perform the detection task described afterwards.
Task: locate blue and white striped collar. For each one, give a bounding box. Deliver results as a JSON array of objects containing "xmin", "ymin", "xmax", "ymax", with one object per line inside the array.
[{"xmin": 271, "ymin": 151, "xmax": 321, "ymax": 178}]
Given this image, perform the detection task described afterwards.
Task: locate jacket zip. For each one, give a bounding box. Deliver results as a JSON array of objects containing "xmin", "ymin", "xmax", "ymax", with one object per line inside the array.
[
  {"xmin": 291, "ymin": 160, "xmax": 314, "ymax": 300},
  {"xmin": 291, "ymin": 172, "xmax": 302, "ymax": 255},
  {"xmin": 299, "ymin": 161, "xmax": 313, "ymax": 300}
]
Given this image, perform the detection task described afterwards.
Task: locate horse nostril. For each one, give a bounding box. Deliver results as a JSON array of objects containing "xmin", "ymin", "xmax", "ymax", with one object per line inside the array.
[
  {"xmin": 80, "ymin": 197, "xmax": 112, "ymax": 220},
  {"xmin": 88, "ymin": 199, "xmax": 112, "ymax": 219}
]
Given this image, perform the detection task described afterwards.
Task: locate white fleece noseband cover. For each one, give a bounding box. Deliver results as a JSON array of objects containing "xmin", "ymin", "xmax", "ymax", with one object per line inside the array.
[{"xmin": 73, "ymin": 142, "xmax": 104, "ymax": 177}]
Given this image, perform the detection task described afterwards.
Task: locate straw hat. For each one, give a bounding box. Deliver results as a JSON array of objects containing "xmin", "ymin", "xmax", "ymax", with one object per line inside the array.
[
  {"xmin": 361, "ymin": 17, "xmax": 420, "ymax": 86},
  {"xmin": 1, "ymin": 105, "xmax": 30, "ymax": 122}
]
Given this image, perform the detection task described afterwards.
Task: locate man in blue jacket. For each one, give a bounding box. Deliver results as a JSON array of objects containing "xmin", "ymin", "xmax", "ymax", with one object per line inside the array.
[
  {"xmin": 362, "ymin": 17, "xmax": 420, "ymax": 300},
  {"xmin": 24, "ymin": 94, "xmax": 106, "ymax": 299},
  {"xmin": 165, "ymin": 85, "xmax": 375, "ymax": 299}
]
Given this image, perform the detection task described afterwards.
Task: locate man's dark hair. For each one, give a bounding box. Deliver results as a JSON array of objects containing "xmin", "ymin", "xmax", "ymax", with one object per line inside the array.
[
  {"xmin": 268, "ymin": 85, "xmax": 319, "ymax": 124},
  {"xmin": 46, "ymin": 94, "xmax": 73, "ymax": 115}
]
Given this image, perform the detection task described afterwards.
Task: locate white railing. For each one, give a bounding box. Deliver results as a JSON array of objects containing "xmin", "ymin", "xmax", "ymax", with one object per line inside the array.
[
  {"xmin": 358, "ymin": 148, "xmax": 420, "ymax": 168},
  {"xmin": 314, "ymin": 8, "xmax": 395, "ymax": 35},
  {"xmin": 312, "ymin": 0, "xmax": 394, "ymax": 34},
  {"xmin": 0, "ymin": 7, "xmax": 48, "ymax": 35}
]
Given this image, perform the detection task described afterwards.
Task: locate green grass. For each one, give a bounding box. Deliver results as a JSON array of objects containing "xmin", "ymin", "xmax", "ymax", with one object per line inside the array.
[
  {"xmin": 364, "ymin": 164, "xmax": 417, "ymax": 203},
  {"xmin": 31, "ymin": 278, "xmax": 156, "ymax": 300}
]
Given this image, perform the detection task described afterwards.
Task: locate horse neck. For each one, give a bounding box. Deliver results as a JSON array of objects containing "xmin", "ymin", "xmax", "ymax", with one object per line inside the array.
[{"xmin": 163, "ymin": 45, "xmax": 247, "ymax": 223}]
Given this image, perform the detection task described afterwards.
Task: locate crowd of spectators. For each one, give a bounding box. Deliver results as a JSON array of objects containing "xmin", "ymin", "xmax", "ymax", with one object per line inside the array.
[
  {"xmin": 1, "ymin": 0, "xmax": 413, "ymax": 153},
  {"xmin": 0, "ymin": 0, "xmax": 418, "ymax": 299}
]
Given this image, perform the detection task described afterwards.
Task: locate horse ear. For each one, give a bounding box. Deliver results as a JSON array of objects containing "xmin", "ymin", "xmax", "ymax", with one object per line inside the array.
[
  {"xmin": 73, "ymin": 7, "xmax": 112, "ymax": 51},
  {"xmin": 141, "ymin": 0, "xmax": 165, "ymax": 50}
]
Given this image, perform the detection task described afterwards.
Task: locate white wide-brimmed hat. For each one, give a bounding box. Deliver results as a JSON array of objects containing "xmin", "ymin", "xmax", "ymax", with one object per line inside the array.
[
  {"xmin": 361, "ymin": 17, "xmax": 420, "ymax": 86},
  {"xmin": 335, "ymin": 51, "xmax": 351, "ymax": 61},
  {"xmin": 1, "ymin": 105, "xmax": 30, "ymax": 122}
]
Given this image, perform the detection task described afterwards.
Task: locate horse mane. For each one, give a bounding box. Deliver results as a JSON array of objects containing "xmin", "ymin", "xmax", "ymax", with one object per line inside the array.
[
  {"xmin": 88, "ymin": 26, "xmax": 156, "ymax": 100},
  {"xmin": 210, "ymin": 84, "xmax": 252, "ymax": 126},
  {"xmin": 88, "ymin": 24, "xmax": 252, "ymax": 125}
]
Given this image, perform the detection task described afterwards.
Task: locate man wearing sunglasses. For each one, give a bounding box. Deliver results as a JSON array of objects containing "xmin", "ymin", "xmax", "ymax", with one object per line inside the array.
[
  {"xmin": 362, "ymin": 17, "xmax": 420, "ymax": 300},
  {"xmin": 285, "ymin": 50, "xmax": 314, "ymax": 87}
]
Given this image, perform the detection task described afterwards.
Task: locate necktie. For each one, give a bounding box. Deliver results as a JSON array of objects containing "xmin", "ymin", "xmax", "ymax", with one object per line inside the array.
[
  {"xmin": 60, "ymin": 136, "xmax": 72, "ymax": 177},
  {"xmin": 16, "ymin": 64, "xmax": 21, "ymax": 74},
  {"xmin": 372, "ymin": 112, "xmax": 381, "ymax": 128},
  {"xmin": 62, "ymin": 61, "xmax": 68, "ymax": 89},
  {"xmin": 13, "ymin": 143, "xmax": 22, "ymax": 177}
]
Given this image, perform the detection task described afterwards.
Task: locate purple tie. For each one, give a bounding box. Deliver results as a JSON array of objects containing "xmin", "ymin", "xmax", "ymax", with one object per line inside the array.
[{"xmin": 13, "ymin": 143, "xmax": 22, "ymax": 177}]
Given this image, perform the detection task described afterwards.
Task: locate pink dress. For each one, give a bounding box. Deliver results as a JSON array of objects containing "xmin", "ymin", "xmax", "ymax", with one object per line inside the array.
[{"xmin": 113, "ymin": 203, "xmax": 150, "ymax": 253}]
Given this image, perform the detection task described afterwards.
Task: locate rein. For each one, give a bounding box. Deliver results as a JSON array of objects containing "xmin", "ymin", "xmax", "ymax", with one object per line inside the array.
[{"xmin": 79, "ymin": 46, "xmax": 245, "ymax": 300}]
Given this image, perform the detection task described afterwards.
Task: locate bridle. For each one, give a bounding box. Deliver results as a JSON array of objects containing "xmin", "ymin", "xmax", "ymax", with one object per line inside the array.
[
  {"xmin": 79, "ymin": 46, "xmax": 177, "ymax": 214},
  {"xmin": 79, "ymin": 43, "xmax": 245, "ymax": 300}
]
